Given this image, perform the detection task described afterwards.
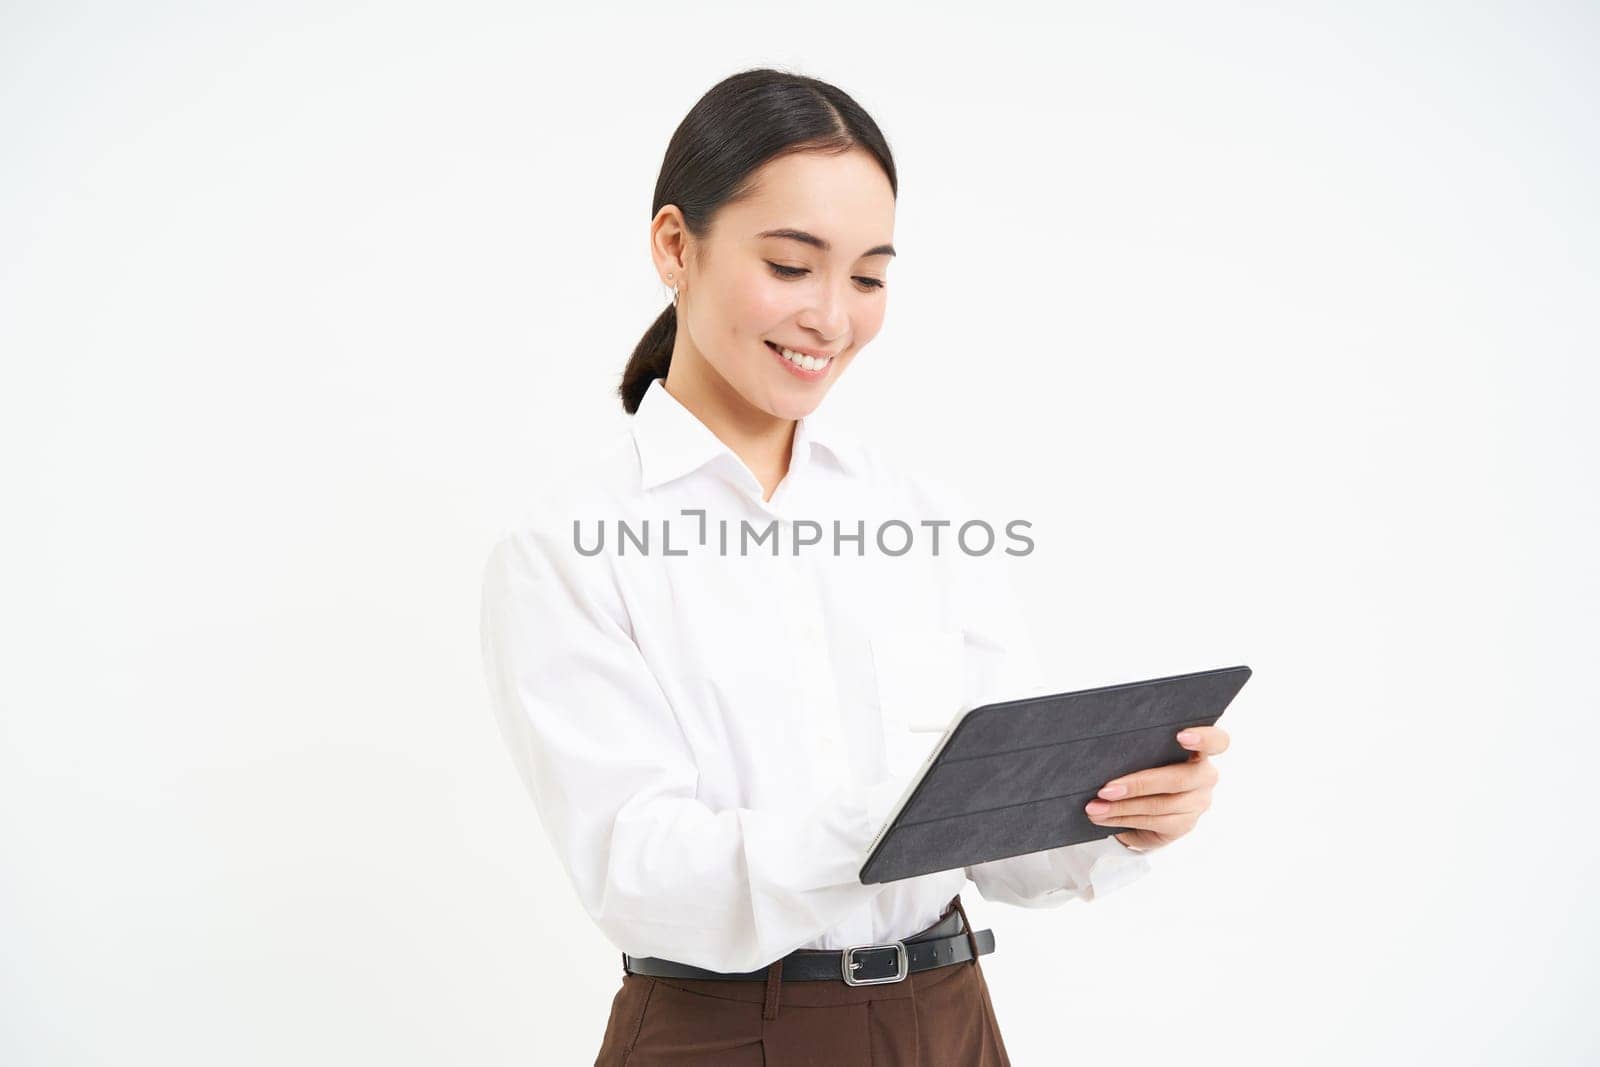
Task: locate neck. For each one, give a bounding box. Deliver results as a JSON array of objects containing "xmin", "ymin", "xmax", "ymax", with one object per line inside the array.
[{"xmin": 662, "ymin": 355, "xmax": 795, "ymax": 503}]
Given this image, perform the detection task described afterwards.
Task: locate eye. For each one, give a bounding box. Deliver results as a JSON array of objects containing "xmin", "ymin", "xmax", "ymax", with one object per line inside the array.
[{"xmin": 765, "ymin": 262, "xmax": 886, "ymax": 292}]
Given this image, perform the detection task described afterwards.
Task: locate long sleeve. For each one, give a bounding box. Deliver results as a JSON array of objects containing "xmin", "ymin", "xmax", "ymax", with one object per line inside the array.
[
  {"xmin": 932, "ymin": 482, "xmax": 1155, "ymax": 907},
  {"xmin": 964, "ymin": 835, "xmax": 1151, "ymax": 907},
  {"xmin": 479, "ymin": 525, "xmax": 900, "ymax": 974}
]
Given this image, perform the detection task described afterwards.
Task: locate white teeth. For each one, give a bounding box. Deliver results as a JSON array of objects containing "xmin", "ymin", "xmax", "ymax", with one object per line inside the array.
[{"xmin": 772, "ymin": 343, "xmax": 831, "ymax": 372}]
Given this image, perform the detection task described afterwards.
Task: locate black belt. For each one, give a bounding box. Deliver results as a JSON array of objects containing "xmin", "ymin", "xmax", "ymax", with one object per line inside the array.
[{"xmin": 622, "ymin": 903, "xmax": 995, "ymax": 987}]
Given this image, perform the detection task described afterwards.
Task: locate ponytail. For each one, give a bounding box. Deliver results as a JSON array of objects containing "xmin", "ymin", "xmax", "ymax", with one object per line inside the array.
[{"xmin": 618, "ymin": 301, "xmax": 676, "ymax": 415}]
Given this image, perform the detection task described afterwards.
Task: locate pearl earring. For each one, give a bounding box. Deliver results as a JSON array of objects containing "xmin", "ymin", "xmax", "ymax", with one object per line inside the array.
[{"xmin": 666, "ymin": 273, "xmax": 678, "ymax": 307}]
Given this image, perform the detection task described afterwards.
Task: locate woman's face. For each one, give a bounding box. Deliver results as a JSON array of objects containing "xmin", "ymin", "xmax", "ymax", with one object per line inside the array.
[{"xmin": 657, "ymin": 148, "xmax": 895, "ymax": 421}]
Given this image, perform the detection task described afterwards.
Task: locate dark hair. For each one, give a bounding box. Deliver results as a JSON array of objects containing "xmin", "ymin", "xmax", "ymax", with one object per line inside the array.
[{"xmin": 617, "ymin": 68, "xmax": 898, "ymax": 414}]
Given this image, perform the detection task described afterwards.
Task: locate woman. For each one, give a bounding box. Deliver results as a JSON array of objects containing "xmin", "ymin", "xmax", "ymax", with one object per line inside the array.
[{"xmin": 479, "ymin": 67, "xmax": 1229, "ymax": 1066}]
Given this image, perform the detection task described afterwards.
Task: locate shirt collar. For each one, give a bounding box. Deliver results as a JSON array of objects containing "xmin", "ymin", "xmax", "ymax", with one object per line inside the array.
[{"xmin": 631, "ymin": 376, "xmax": 864, "ymax": 492}]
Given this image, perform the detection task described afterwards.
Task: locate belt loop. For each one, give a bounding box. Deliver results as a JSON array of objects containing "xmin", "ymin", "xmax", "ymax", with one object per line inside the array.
[
  {"xmin": 762, "ymin": 958, "xmax": 783, "ymax": 1020},
  {"xmin": 951, "ymin": 894, "xmax": 982, "ymax": 965}
]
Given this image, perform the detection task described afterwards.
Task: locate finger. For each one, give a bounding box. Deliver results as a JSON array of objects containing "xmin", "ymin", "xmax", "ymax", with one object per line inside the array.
[
  {"xmin": 1098, "ymin": 758, "xmax": 1218, "ymax": 800},
  {"xmin": 1112, "ymin": 829, "xmax": 1160, "ymax": 851},
  {"xmin": 1176, "ymin": 725, "xmax": 1230, "ymax": 756},
  {"xmin": 1086, "ymin": 789, "xmax": 1211, "ymax": 821},
  {"xmin": 1088, "ymin": 811, "xmax": 1196, "ymax": 835}
]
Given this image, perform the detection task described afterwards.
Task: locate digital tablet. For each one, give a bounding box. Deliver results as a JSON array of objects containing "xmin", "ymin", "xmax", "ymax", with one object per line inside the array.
[{"xmin": 858, "ymin": 664, "xmax": 1252, "ymax": 885}]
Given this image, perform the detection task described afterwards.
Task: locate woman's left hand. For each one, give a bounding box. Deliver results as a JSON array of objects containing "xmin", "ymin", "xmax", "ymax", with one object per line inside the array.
[{"xmin": 1084, "ymin": 725, "xmax": 1229, "ymax": 852}]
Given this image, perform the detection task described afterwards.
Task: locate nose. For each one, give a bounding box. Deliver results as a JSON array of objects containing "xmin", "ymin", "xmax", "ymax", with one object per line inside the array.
[{"xmin": 797, "ymin": 282, "xmax": 849, "ymax": 345}]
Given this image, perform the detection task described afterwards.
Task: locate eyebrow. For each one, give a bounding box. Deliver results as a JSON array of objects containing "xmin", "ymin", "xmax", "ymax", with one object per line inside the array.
[{"xmin": 756, "ymin": 228, "xmax": 896, "ymax": 259}]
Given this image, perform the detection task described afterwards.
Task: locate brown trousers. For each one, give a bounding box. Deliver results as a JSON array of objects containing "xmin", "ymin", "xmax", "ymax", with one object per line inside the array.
[{"xmin": 594, "ymin": 895, "xmax": 1011, "ymax": 1066}]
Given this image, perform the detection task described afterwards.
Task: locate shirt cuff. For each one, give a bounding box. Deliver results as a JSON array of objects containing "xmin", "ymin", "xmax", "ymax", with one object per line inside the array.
[{"xmin": 1044, "ymin": 834, "xmax": 1154, "ymax": 901}]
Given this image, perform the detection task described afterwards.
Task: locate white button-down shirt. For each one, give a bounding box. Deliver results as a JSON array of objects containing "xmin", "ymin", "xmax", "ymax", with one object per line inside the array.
[{"xmin": 479, "ymin": 377, "xmax": 1151, "ymax": 974}]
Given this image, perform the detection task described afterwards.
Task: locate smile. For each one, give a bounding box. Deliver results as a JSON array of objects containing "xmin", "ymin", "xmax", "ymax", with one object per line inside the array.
[{"xmin": 766, "ymin": 340, "xmax": 834, "ymax": 378}]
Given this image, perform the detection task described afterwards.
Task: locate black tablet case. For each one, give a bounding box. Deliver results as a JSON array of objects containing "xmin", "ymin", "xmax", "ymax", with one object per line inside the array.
[{"xmin": 858, "ymin": 664, "xmax": 1252, "ymax": 885}]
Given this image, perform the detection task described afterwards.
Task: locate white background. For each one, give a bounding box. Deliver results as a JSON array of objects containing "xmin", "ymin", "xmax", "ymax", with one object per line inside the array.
[{"xmin": 3, "ymin": 3, "xmax": 1595, "ymax": 1064}]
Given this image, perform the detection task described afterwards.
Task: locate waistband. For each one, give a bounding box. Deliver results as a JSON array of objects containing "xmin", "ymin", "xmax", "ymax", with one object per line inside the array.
[{"xmin": 621, "ymin": 895, "xmax": 993, "ymax": 987}]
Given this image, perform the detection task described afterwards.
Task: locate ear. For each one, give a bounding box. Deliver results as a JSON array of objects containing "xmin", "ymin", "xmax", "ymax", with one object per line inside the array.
[{"xmin": 649, "ymin": 205, "xmax": 689, "ymax": 284}]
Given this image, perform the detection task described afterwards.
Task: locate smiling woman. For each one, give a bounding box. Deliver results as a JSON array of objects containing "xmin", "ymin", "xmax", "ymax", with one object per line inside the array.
[
  {"xmin": 617, "ymin": 73, "xmax": 899, "ymax": 444},
  {"xmin": 482, "ymin": 66, "xmax": 1157, "ymax": 1067}
]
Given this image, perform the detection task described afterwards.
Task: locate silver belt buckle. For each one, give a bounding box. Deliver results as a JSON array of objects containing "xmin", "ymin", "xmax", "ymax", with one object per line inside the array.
[{"xmin": 841, "ymin": 940, "xmax": 909, "ymax": 986}]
